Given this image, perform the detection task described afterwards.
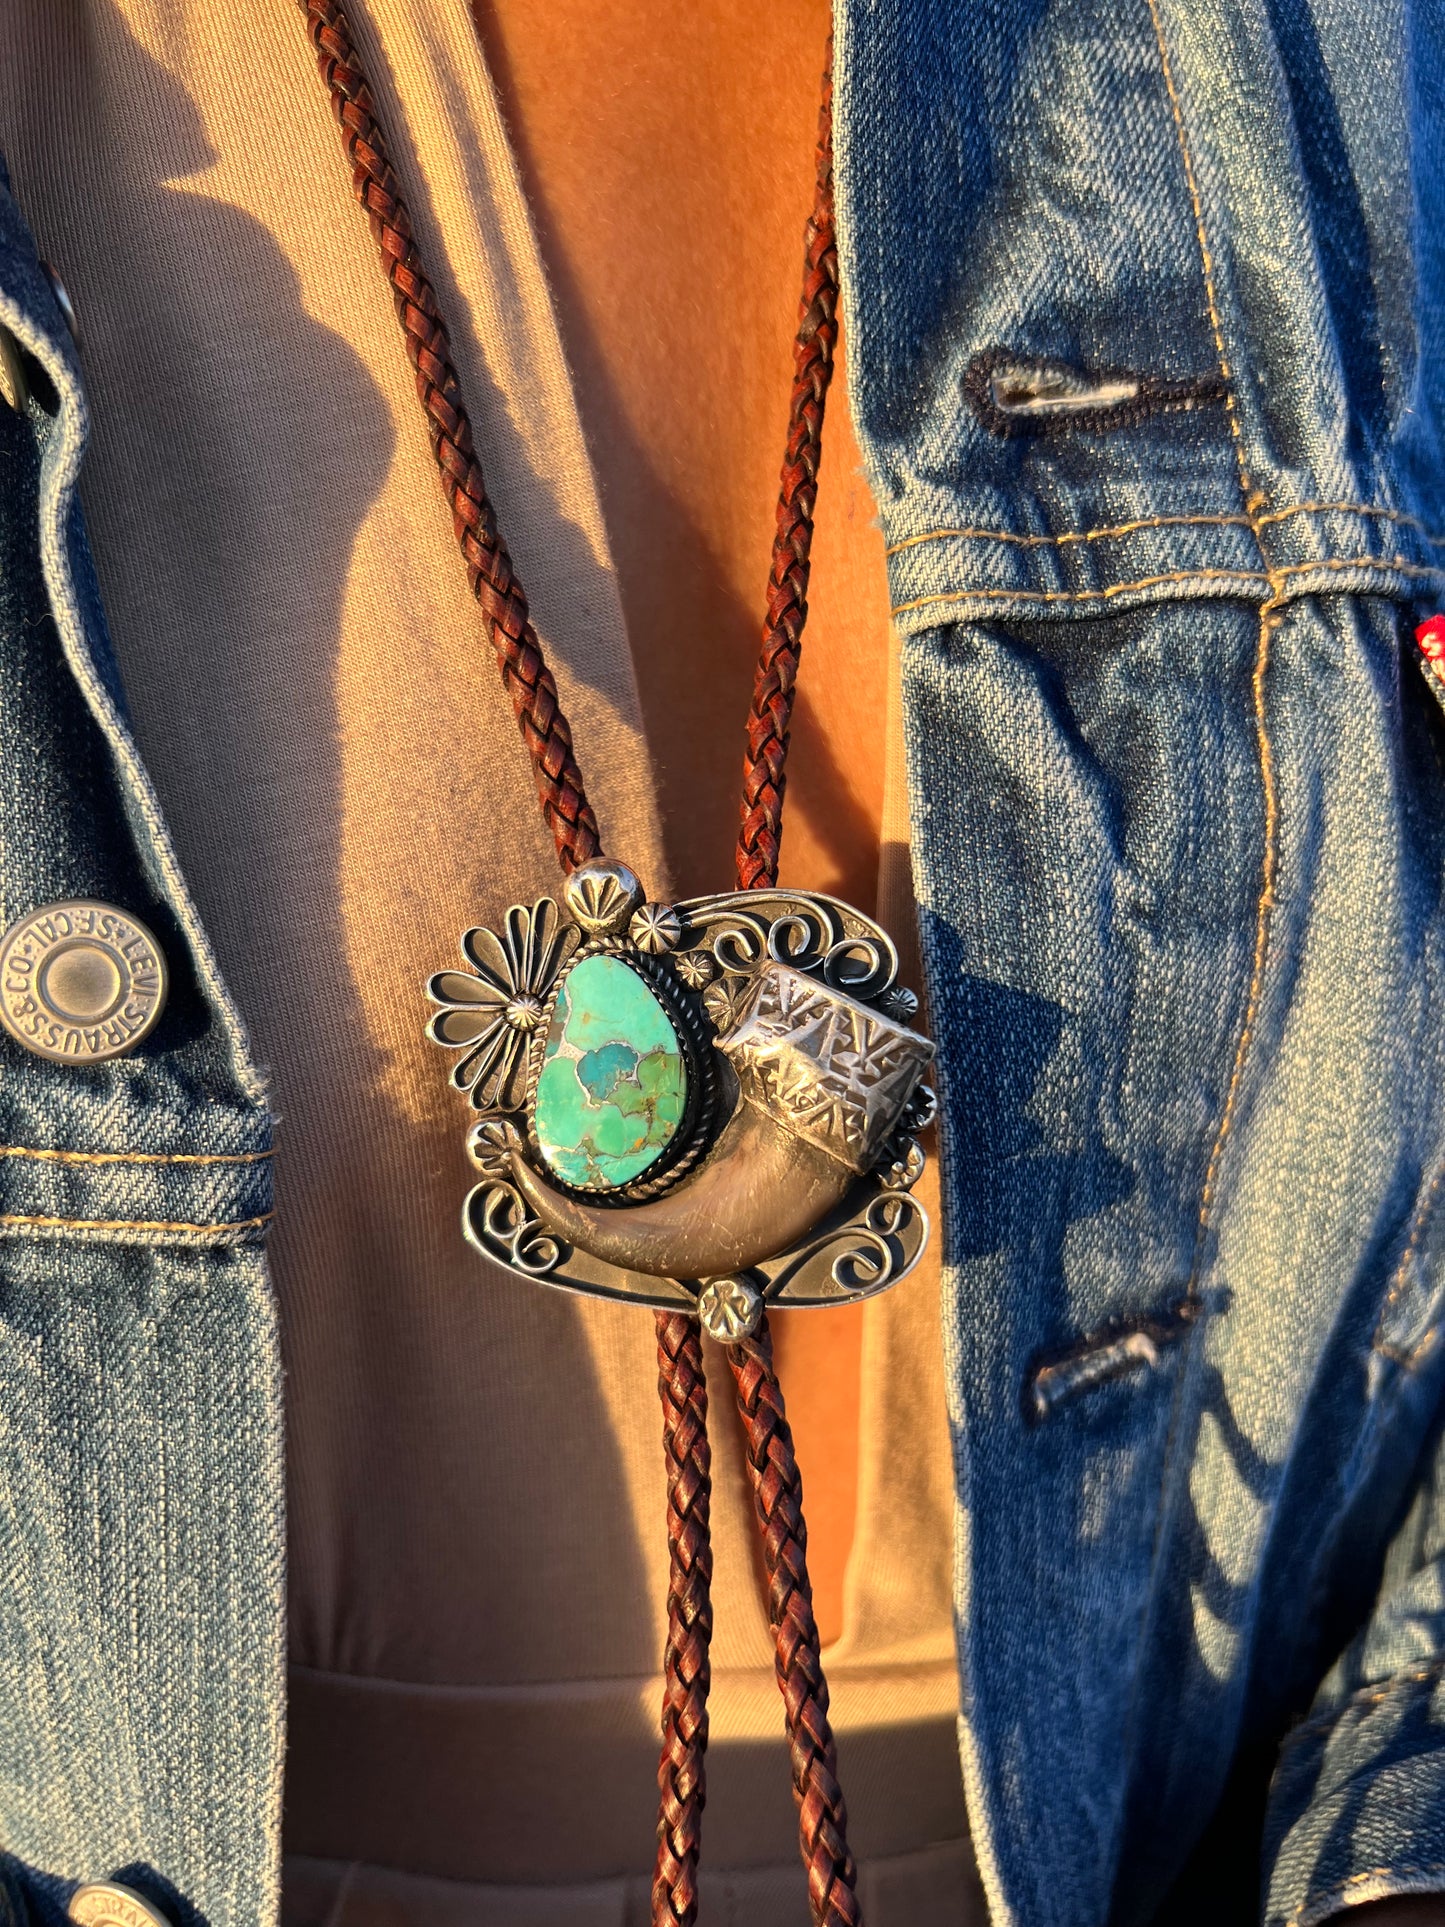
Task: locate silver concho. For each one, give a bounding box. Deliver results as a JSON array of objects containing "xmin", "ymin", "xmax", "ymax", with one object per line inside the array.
[{"xmin": 426, "ymin": 859, "xmax": 935, "ymax": 1318}]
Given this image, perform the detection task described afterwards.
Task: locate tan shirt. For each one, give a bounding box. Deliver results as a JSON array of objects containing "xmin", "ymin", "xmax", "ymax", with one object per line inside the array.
[{"xmin": 0, "ymin": 4, "xmax": 980, "ymax": 1921}]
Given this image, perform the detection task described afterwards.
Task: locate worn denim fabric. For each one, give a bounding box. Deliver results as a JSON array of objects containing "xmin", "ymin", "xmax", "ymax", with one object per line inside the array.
[
  {"xmin": 3, "ymin": 2, "xmax": 1445, "ymax": 1926},
  {"xmin": 0, "ymin": 169, "xmax": 283, "ymax": 1927},
  {"xmin": 836, "ymin": 0, "xmax": 1445, "ymax": 1922}
]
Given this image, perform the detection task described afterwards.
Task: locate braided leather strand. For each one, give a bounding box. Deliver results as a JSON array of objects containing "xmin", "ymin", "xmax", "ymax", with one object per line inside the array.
[
  {"xmin": 304, "ymin": 12, "xmax": 859, "ymax": 1916},
  {"xmin": 652, "ymin": 1313, "xmax": 715, "ymax": 1925},
  {"xmin": 304, "ymin": 0, "xmax": 601, "ymax": 872},
  {"xmin": 736, "ymin": 47, "xmax": 841, "ymax": 892},
  {"xmin": 729, "ymin": 43, "xmax": 862, "ymax": 1920},
  {"xmin": 728, "ymin": 1317, "xmax": 860, "ymax": 1926},
  {"xmin": 304, "ymin": 7, "xmax": 711, "ymax": 1902}
]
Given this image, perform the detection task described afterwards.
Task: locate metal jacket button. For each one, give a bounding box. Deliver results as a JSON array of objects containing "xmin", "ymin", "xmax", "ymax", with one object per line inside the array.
[
  {"xmin": 0, "ymin": 900, "xmax": 167, "ymax": 1063},
  {"xmin": 69, "ymin": 1886, "xmax": 171, "ymax": 1927}
]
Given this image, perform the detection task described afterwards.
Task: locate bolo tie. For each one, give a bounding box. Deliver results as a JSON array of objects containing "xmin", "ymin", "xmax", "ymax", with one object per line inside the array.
[{"xmin": 303, "ymin": 10, "xmax": 937, "ymax": 1923}]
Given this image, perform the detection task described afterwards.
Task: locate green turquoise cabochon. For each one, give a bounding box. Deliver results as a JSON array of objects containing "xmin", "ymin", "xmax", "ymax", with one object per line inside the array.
[{"xmin": 532, "ymin": 952, "xmax": 688, "ymax": 1190}]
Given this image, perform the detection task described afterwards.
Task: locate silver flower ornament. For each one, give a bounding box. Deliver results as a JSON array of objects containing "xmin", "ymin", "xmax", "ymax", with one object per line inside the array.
[
  {"xmin": 880, "ymin": 984, "xmax": 920, "ymax": 1023},
  {"xmin": 674, "ymin": 950, "xmax": 718, "ymax": 989},
  {"xmin": 702, "ymin": 972, "xmax": 758, "ymax": 1036},
  {"xmin": 467, "ymin": 1116, "xmax": 527, "ymax": 1177},
  {"xmin": 426, "ymin": 899, "xmax": 579, "ymax": 1110},
  {"xmin": 629, "ymin": 901, "xmax": 683, "ymax": 954}
]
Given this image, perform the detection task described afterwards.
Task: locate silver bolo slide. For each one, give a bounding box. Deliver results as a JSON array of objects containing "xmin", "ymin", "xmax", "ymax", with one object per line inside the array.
[{"xmin": 426, "ymin": 857, "xmax": 936, "ymax": 1341}]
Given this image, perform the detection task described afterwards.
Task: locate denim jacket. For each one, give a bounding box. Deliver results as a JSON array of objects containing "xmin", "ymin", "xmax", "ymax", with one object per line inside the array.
[{"xmin": 2, "ymin": 0, "xmax": 1444, "ymax": 1923}]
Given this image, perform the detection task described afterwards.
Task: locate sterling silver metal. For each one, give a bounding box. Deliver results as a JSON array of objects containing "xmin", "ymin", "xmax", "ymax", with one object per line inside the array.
[{"xmin": 427, "ymin": 859, "xmax": 935, "ymax": 1319}]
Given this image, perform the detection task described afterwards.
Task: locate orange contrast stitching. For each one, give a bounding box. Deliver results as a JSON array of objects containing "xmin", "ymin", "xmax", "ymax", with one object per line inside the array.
[
  {"xmin": 0, "ymin": 1210, "xmax": 274, "ymax": 1236},
  {"xmin": 1185, "ymin": 599, "xmax": 1282, "ymax": 1289},
  {"xmin": 1144, "ymin": 0, "xmax": 1258, "ymax": 510},
  {"xmin": 1258, "ymin": 501, "xmax": 1445, "ymax": 544},
  {"xmin": 1375, "ymin": 1325, "xmax": 1445, "ymax": 1370},
  {"xmin": 1288, "ymin": 1865, "xmax": 1445, "ymax": 1927},
  {"xmin": 885, "ymin": 512, "xmax": 1252, "ymax": 556},
  {"xmin": 893, "ymin": 567, "xmax": 1266, "ymax": 615},
  {"xmin": 889, "ymin": 554, "xmax": 1445, "ymax": 618},
  {"xmin": 885, "ymin": 502, "xmax": 1445, "ymax": 560},
  {"xmin": 1279, "ymin": 1655, "xmax": 1445, "ymax": 1755},
  {"xmin": 0, "ymin": 1145, "xmax": 273, "ymax": 1167},
  {"xmin": 1133, "ymin": 0, "xmax": 1277, "ymax": 1295},
  {"xmin": 1373, "ymin": 1156, "xmax": 1445, "ymax": 1357}
]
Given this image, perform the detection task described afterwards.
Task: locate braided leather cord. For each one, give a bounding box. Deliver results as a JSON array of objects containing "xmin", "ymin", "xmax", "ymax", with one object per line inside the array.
[
  {"xmin": 304, "ymin": 13, "xmax": 857, "ymax": 1920},
  {"xmin": 728, "ymin": 1317, "xmax": 860, "ymax": 1927},
  {"xmin": 652, "ymin": 1313, "xmax": 715, "ymax": 1923},
  {"xmin": 303, "ymin": 18, "xmax": 703, "ymax": 1916},
  {"xmin": 304, "ymin": 0, "xmax": 600, "ymax": 873},
  {"xmin": 735, "ymin": 49, "xmax": 841, "ymax": 892},
  {"xmin": 729, "ymin": 42, "xmax": 862, "ymax": 1926}
]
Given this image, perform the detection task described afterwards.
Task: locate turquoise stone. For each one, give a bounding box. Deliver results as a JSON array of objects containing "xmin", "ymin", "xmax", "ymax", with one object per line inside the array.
[{"xmin": 532, "ymin": 952, "xmax": 688, "ymax": 1190}]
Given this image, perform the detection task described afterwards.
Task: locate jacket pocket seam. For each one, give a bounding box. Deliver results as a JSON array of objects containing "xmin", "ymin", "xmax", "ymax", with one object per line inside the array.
[
  {"xmin": 890, "ymin": 554, "xmax": 1445, "ymax": 619},
  {"xmin": 0, "ymin": 1208, "xmax": 274, "ymax": 1243},
  {"xmin": 0, "ymin": 1144, "xmax": 272, "ymax": 1167},
  {"xmin": 886, "ymin": 501, "xmax": 1445, "ymax": 559}
]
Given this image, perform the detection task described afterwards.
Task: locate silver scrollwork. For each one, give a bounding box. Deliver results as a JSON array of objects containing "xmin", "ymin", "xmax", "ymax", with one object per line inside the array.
[
  {"xmin": 467, "ymin": 1177, "xmax": 571, "ymax": 1277},
  {"xmin": 674, "ymin": 888, "xmax": 898, "ymax": 1002},
  {"xmin": 764, "ymin": 1185, "xmax": 927, "ymax": 1307}
]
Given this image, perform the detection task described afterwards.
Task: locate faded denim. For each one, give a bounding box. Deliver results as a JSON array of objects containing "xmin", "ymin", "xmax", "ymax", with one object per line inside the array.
[
  {"xmin": 835, "ymin": 0, "xmax": 1445, "ymax": 1922},
  {"xmin": 1, "ymin": 2, "xmax": 1444, "ymax": 1926},
  {"xmin": 0, "ymin": 167, "xmax": 282, "ymax": 1927}
]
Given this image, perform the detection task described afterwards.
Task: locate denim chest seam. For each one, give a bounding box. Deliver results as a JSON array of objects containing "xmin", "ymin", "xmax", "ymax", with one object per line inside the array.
[
  {"xmin": 0, "ymin": 1145, "xmax": 274, "ymax": 1167},
  {"xmin": 0, "ymin": 1210, "xmax": 274, "ymax": 1244},
  {"xmin": 890, "ymin": 555, "xmax": 1445, "ymax": 621},
  {"xmin": 886, "ymin": 503, "xmax": 1445, "ymax": 558}
]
